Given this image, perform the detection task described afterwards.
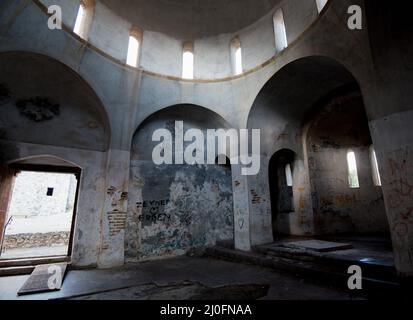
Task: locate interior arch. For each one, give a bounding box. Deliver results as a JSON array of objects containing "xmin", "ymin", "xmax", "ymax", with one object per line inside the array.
[{"xmin": 126, "ymin": 104, "xmax": 234, "ymax": 261}]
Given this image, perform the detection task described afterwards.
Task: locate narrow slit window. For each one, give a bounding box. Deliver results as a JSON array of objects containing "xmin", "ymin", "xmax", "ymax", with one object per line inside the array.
[
  {"xmin": 230, "ymin": 37, "xmax": 243, "ymax": 75},
  {"xmin": 235, "ymin": 47, "xmax": 243, "ymax": 75},
  {"xmin": 315, "ymin": 0, "xmax": 328, "ymax": 13},
  {"xmin": 126, "ymin": 35, "xmax": 140, "ymax": 67},
  {"xmin": 74, "ymin": 3, "xmax": 86, "ymax": 36},
  {"xmin": 273, "ymin": 9, "xmax": 288, "ymax": 53},
  {"xmin": 285, "ymin": 163, "xmax": 293, "ymax": 187},
  {"xmin": 370, "ymin": 146, "xmax": 382, "ymax": 186},
  {"xmin": 347, "ymin": 151, "xmax": 360, "ymax": 188},
  {"xmin": 73, "ymin": 0, "xmax": 94, "ymax": 40},
  {"xmin": 182, "ymin": 42, "xmax": 194, "ymax": 79}
]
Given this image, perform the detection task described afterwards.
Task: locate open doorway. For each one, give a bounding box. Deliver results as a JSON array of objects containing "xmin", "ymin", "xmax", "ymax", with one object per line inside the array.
[
  {"xmin": 268, "ymin": 149, "xmax": 295, "ymax": 240},
  {"xmin": 0, "ymin": 165, "xmax": 80, "ymax": 260}
]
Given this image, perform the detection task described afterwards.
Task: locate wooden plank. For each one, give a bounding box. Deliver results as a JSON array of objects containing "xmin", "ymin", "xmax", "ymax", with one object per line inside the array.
[{"xmin": 18, "ymin": 263, "xmax": 68, "ymax": 296}]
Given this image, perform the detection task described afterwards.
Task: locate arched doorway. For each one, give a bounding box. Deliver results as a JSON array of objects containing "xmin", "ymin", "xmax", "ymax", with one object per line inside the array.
[
  {"xmin": 268, "ymin": 149, "xmax": 295, "ymax": 239},
  {"xmin": 247, "ymin": 56, "xmax": 394, "ymax": 273}
]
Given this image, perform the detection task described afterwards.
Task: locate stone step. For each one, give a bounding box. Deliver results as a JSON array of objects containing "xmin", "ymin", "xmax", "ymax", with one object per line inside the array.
[
  {"xmin": 215, "ymin": 240, "xmax": 234, "ymax": 249},
  {"xmin": 0, "ymin": 265, "xmax": 35, "ymax": 277},
  {"xmin": 0, "ymin": 256, "xmax": 69, "ymax": 268},
  {"xmin": 0, "ymin": 256, "xmax": 70, "ymax": 277},
  {"xmin": 254, "ymin": 245, "xmax": 397, "ymax": 283},
  {"xmin": 204, "ymin": 246, "xmax": 401, "ymax": 294}
]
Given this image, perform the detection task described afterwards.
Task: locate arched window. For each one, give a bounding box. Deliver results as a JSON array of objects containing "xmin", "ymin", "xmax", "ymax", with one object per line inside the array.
[
  {"xmin": 182, "ymin": 42, "xmax": 194, "ymax": 79},
  {"xmin": 370, "ymin": 146, "xmax": 382, "ymax": 186},
  {"xmin": 126, "ymin": 27, "xmax": 142, "ymax": 67},
  {"xmin": 273, "ymin": 9, "xmax": 288, "ymax": 53},
  {"xmin": 230, "ymin": 37, "xmax": 243, "ymax": 75},
  {"xmin": 73, "ymin": 0, "xmax": 94, "ymax": 40},
  {"xmin": 315, "ymin": 0, "xmax": 328, "ymax": 13},
  {"xmin": 285, "ymin": 163, "xmax": 293, "ymax": 187},
  {"xmin": 347, "ymin": 150, "xmax": 360, "ymax": 188}
]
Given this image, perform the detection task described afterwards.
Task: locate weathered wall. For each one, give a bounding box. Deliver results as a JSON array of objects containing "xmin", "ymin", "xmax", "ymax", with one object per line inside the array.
[
  {"xmin": 9, "ymin": 172, "xmax": 77, "ymax": 217},
  {"xmin": 0, "ymin": 52, "xmax": 110, "ymax": 152},
  {"xmin": 306, "ymin": 92, "xmax": 388, "ymax": 234},
  {"xmin": 35, "ymin": 0, "xmax": 322, "ymax": 80},
  {"xmin": 126, "ymin": 163, "xmax": 233, "ymax": 260},
  {"xmin": 363, "ymin": 0, "xmax": 413, "ymax": 276},
  {"xmin": 3, "ymin": 0, "xmax": 413, "ymax": 278},
  {"xmin": 0, "ymin": 52, "xmax": 110, "ymax": 267},
  {"xmin": 126, "ymin": 105, "xmax": 234, "ymax": 261}
]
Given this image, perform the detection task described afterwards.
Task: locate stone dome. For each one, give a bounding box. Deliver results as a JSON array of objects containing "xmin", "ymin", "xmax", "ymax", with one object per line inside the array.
[{"xmin": 99, "ymin": 0, "xmax": 282, "ymax": 39}]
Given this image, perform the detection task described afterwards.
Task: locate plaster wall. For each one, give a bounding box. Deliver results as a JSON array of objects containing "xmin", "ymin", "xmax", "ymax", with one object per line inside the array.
[
  {"xmin": 2, "ymin": 0, "xmax": 413, "ymax": 278},
  {"xmin": 35, "ymin": 0, "xmax": 321, "ymax": 79},
  {"xmin": 127, "ymin": 107, "xmax": 234, "ymax": 260},
  {"xmin": 8, "ymin": 172, "xmax": 76, "ymax": 217}
]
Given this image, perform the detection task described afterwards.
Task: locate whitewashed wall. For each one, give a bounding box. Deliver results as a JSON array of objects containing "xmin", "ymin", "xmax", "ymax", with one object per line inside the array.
[{"xmin": 8, "ymin": 172, "xmax": 77, "ymax": 217}]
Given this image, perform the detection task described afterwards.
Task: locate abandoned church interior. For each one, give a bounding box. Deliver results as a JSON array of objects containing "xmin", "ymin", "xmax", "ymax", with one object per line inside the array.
[{"xmin": 0, "ymin": 0, "xmax": 413, "ymax": 301}]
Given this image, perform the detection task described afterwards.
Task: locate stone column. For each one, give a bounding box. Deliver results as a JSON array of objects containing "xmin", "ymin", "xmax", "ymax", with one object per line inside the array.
[
  {"xmin": 97, "ymin": 149, "xmax": 130, "ymax": 268},
  {"xmin": 369, "ymin": 111, "xmax": 413, "ymax": 277},
  {"xmin": 232, "ymin": 163, "xmax": 251, "ymax": 251}
]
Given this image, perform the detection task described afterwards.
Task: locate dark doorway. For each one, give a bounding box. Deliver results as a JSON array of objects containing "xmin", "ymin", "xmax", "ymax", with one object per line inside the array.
[{"xmin": 268, "ymin": 149, "xmax": 295, "ymax": 239}]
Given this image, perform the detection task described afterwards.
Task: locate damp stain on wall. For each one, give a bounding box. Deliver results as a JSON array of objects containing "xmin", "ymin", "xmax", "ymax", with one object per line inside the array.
[{"xmin": 126, "ymin": 162, "xmax": 234, "ymax": 261}]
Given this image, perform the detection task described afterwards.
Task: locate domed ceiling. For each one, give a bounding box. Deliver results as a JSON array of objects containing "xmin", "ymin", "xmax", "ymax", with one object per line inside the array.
[{"xmin": 99, "ymin": 0, "xmax": 282, "ymax": 39}]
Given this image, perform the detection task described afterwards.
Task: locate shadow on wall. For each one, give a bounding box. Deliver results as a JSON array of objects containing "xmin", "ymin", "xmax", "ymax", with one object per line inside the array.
[
  {"xmin": 304, "ymin": 88, "xmax": 389, "ymax": 235},
  {"xmin": 247, "ymin": 55, "xmax": 390, "ymax": 241},
  {"xmin": 269, "ymin": 149, "xmax": 295, "ymax": 239},
  {"xmin": 0, "ymin": 51, "xmax": 111, "ymax": 164}
]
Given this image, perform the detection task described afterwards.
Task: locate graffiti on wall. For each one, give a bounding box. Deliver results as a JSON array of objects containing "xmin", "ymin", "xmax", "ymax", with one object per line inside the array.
[
  {"xmin": 386, "ymin": 148, "xmax": 413, "ymax": 238},
  {"xmin": 106, "ymin": 186, "xmax": 128, "ymax": 237},
  {"xmin": 126, "ymin": 163, "xmax": 234, "ymax": 261}
]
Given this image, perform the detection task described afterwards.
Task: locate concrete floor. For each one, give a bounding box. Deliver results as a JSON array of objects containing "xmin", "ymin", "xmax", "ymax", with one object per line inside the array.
[{"xmin": 0, "ymin": 256, "xmax": 364, "ymax": 300}]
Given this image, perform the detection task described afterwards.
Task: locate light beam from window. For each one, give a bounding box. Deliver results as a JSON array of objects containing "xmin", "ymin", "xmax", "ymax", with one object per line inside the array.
[
  {"xmin": 126, "ymin": 35, "xmax": 140, "ymax": 67},
  {"xmin": 182, "ymin": 50, "xmax": 194, "ymax": 79},
  {"xmin": 347, "ymin": 150, "xmax": 360, "ymax": 188}
]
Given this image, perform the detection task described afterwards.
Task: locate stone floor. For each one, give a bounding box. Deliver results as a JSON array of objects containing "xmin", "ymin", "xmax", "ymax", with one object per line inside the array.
[{"xmin": 0, "ymin": 256, "xmax": 365, "ymax": 300}]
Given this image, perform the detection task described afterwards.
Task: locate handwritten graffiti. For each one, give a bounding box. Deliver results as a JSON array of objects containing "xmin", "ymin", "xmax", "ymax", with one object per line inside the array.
[
  {"xmin": 386, "ymin": 148, "xmax": 413, "ymax": 218},
  {"xmin": 138, "ymin": 214, "xmax": 172, "ymax": 223},
  {"xmin": 320, "ymin": 194, "xmax": 357, "ymax": 207},
  {"xmin": 106, "ymin": 186, "xmax": 129, "ymax": 237},
  {"xmin": 298, "ymin": 187, "xmax": 306, "ymax": 212},
  {"xmin": 137, "ymin": 199, "xmax": 170, "ymax": 210}
]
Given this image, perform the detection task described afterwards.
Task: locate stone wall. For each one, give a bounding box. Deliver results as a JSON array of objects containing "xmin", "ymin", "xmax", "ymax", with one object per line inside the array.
[
  {"xmin": 3, "ymin": 231, "xmax": 70, "ymax": 249},
  {"xmin": 306, "ymin": 92, "xmax": 388, "ymax": 234},
  {"xmin": 8, "ymin": 171, "xmax": 77, "ymax": 217},
  {"xmin": 126, "ymin": 162, "xmax": 234, "ymax": 261}
]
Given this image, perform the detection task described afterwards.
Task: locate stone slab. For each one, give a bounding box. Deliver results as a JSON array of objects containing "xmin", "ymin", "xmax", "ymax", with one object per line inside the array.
[
  {"xmin": 280, "ymin": 240, "xmax": 353, "ymax": 252},
  {"xmin": 17, "ymin": 262, "xmax": 67, "ymax": 295}
]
